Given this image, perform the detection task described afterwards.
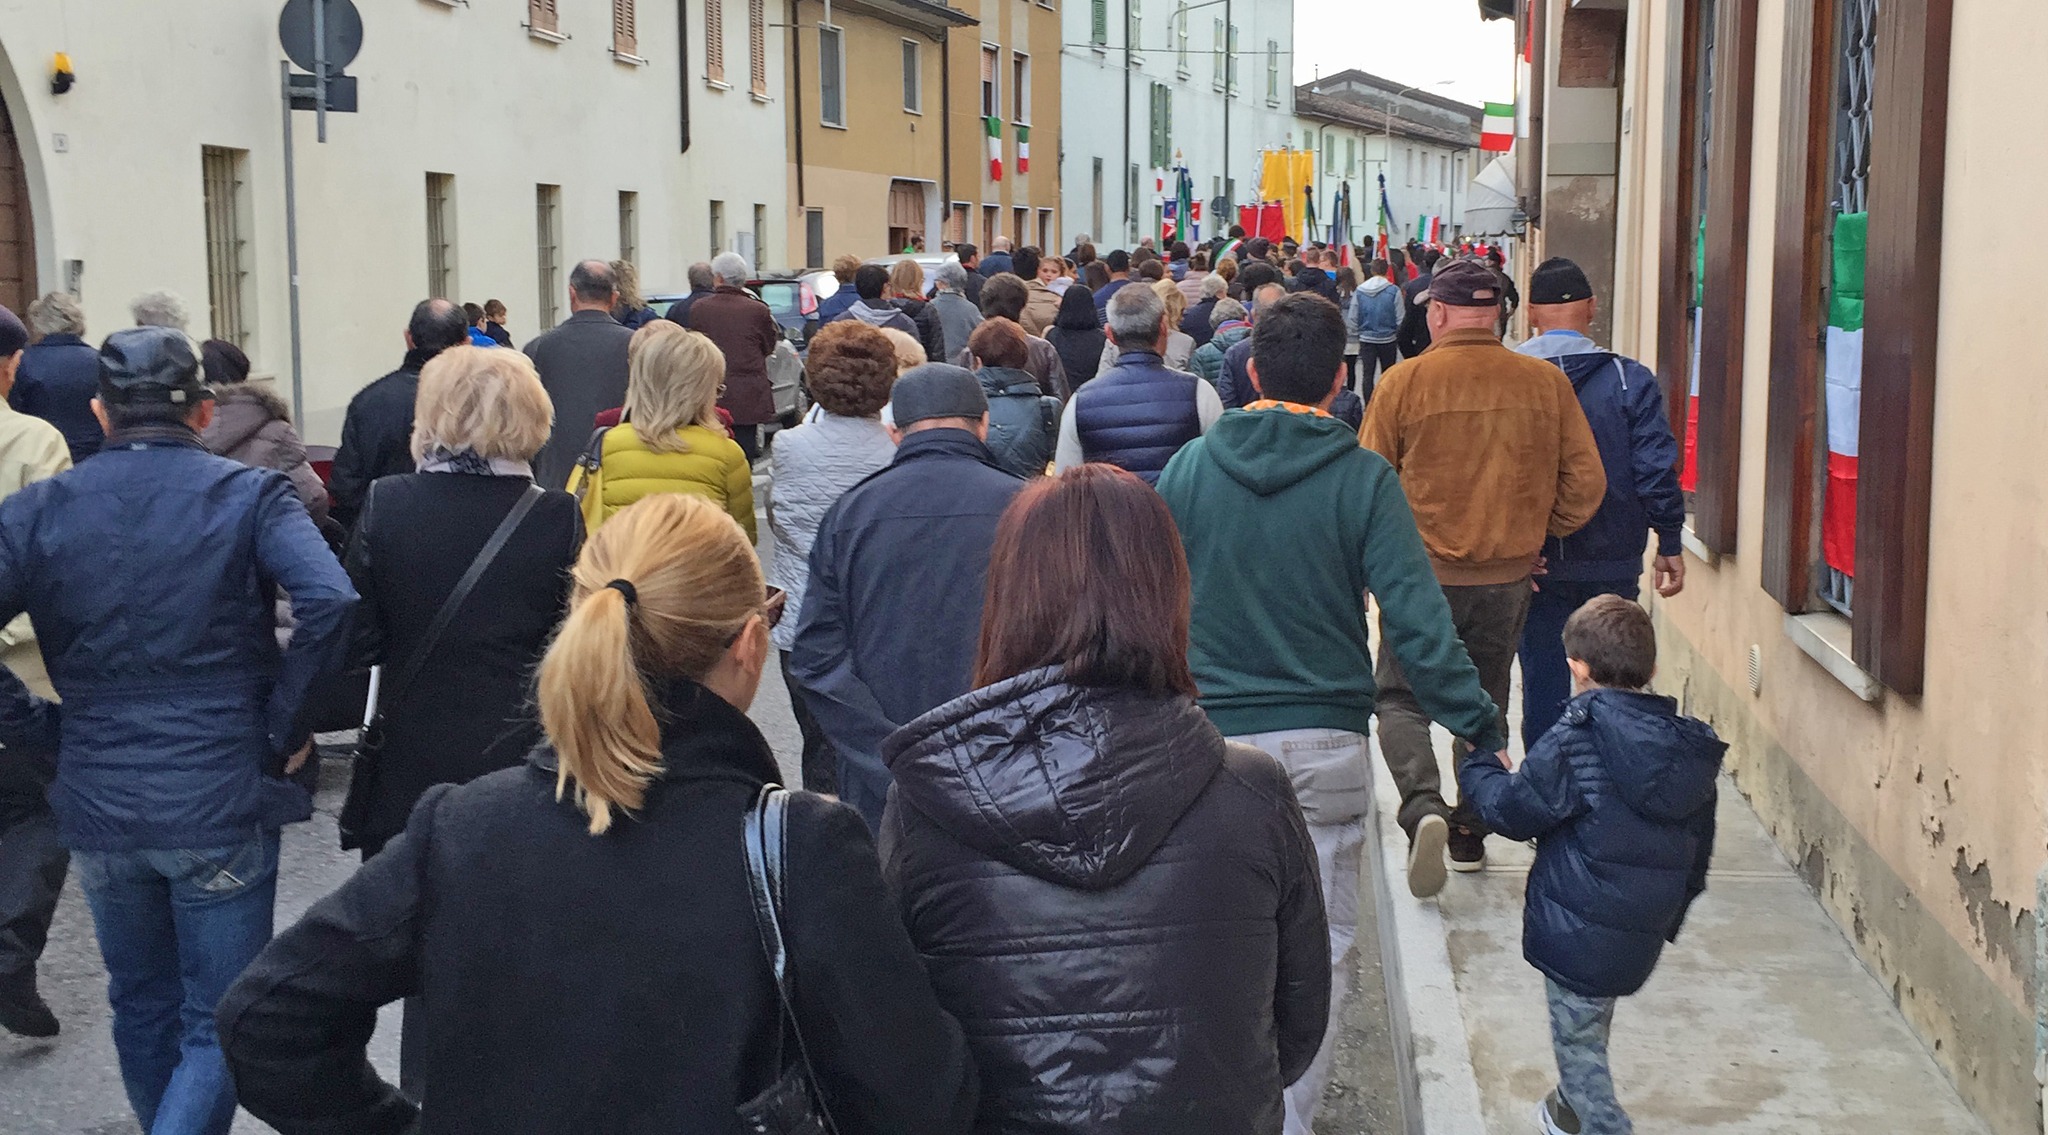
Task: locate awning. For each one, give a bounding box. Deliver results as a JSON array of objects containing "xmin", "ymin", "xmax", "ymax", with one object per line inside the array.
[{"xmin": 1462, "ymin": 147, "xmax": 1522, "ymax": 236}]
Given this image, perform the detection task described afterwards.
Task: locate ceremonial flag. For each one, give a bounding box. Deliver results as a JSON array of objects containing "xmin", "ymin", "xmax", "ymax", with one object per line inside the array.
[
  {"xmin": 1178, "ymin": 168, "xmax": 1196, "ymax": 244},
  {"xmin": 985, "ymin": 116, "xmax": 1003, "ymax": 180},
  {"xmin": 1682, "ymin": 216, "xmax": 1705, "ymax": 491},
  {"xmin": 1481, "ymin": 103, "xmax": 1515, "ymax": 152},
  {"xmin": 1822, "ymin": 211, "xmax": 1866, "ymax": 575},
  {"xmin": 1017, "ymin": 125, "xmax": 1031, "ymax": 174}
]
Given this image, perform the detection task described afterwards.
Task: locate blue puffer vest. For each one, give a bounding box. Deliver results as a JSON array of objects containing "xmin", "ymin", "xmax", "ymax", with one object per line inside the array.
[{"xmin": 1072, "ymin": 351, "xmax": 1204, "ymax": 484}]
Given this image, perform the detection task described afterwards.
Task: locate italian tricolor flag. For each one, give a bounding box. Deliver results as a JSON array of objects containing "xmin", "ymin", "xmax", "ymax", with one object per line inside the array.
[
  {"xmin": 985, "ymin": 116, "xmax": 1003, "ymax": 181},
  {"xmin": 1017, "ymin": 125, "xmax": 1030, "ymax": 174},
  {"xmin": 1823, "ymin": 211, "xmax": 1866, "ymax": 576},
  {"xmin": 1682, "ymin": 217, "xmax": 1704, "ymax": 492},
  {"xmin": 1480, "ymin": 102, "xmax": 1514, "ymax": 152}
]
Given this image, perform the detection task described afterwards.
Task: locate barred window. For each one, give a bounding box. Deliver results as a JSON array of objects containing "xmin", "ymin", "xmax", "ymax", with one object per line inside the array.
[
  {"xmin": 201, "ymin": 147, "xmax": 251, "ymax": 349},
  {"xmin": 426, "ymin": 172, "xmax": 456, "ymax": 300}
]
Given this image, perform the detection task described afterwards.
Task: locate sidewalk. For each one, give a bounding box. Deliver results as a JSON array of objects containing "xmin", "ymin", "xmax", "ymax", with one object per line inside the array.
[{"xmin": 1365, "ymin": 732, "xmax": 1992, "ymax": 1134}]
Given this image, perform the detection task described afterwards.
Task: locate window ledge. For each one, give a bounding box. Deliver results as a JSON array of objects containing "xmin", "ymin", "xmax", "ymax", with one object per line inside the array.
[
  {"xmin": 750, "ymin": 90, "xmax": 773, "ymax": 104},
  {"xmin": 1784, "ymin": 612, "xmax": 1882, "ymax": 702},
  {"xmin": 821, "ymin": 120, "xmax": 848, "ymax": 131},
  {"xmin": 706, "ymin": 78, "xmax": 733, "ymax": 91},
  {"xmin": 612, "ymin": 50, "xmax": 649, "ymax": 66},
  {"xmin": 1679, "ymin": 524, "xmax": 1720, "ymax": 566},
  {"xmin": 526, "ymin": 25, "xmax": 569, "ymax": 44}
]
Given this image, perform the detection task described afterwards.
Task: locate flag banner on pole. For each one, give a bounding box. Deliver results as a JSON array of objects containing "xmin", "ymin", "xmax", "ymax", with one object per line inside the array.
[
  {"xmin": 1682, "ymin": 216, "xmax": 1705, "ymax": 492},
  {"xmin": 1482, "ymin": 103, "xmax": 1515, "ymax": 151},
  {"xmin": 1178, "ymin": 168, "xmax": 1196, "ymax": 244},
  {"xmin": 985, "ymin": 116, "xmax": 1003, "ymax": 181},
  {"xmin": 1822, "ymin": 211, "xmax": 1866, "ymax": 576},
  {"xmin": 1016, "ymin": 124, "xmax": 1030, "ymax": 174},
  {"xmin": 1304, "ymin": 187, "xmax": 1318, "ymax": 243}
]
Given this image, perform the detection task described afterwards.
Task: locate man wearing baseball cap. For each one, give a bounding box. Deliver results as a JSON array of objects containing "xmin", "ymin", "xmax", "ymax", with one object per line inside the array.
[
  {"xmin": 790, "ymin": 363, "xmax": 1025, "ymax": 829},
  {"xmin": 1361, "ymin": 258, "xmax": 1607, "ymax": 886},
  {"xmin": 1514, "ymin": 256, "xmax": 1685, "ymax": 750},
  {"xmin": 0, "ymin": 325, "xmax": 356, "ymax": 1134}
]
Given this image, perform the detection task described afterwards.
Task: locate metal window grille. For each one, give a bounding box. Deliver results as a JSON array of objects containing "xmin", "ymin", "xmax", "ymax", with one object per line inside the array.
[
  {"xmin": 535, "ymin": 184, "xmax": 562, "ymax": 329},
  {"xmin": 706, "ymin": 0, "xmax": 726, "ymax": 82},
  {"xmin": 528, "ymin": 0, "xmax": 559, "ymax": 35},
  {"xmin": 1817, "ymin": 0, "xmax": 1877, "ymax": 616},
  {"xmin": 426, "ymin": 173, "xmax": 455, "ymax": 300},
  {"xmin": 902, "ymin": 40, "xmax": 921, "ymax": 112},
  {"xmin": 618, "ymin": 190, "xmax": 639, "ymax": 265},
  {"xmin": 748, "ymin": 0, "xmax": 767, "ymax": 95},
  {"xmin": 201, "ymin": 146, "xmax": 250, "ymax": 348},
  {"xmin": 819, "ymin": 27, "xmax": 845, "ymax": 126},
  {"xmin": 709, "ymin": 199, "xmax": 726, "ymax": 256},
  {"xmin": 612, "ymin": 0, "xmax": 637, "ymax": 57}
]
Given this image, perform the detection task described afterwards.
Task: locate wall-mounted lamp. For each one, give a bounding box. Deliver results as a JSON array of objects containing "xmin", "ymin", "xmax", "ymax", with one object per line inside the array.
[{"xmin": 51, "ymin": 53, "xmax": 75, "ymax": 95}]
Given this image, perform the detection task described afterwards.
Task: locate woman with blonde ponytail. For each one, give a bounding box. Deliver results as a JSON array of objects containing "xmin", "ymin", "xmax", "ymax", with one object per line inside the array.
[{"xmin": 218, "ymin": 494, "xmax": 978, "ymax": 1135}]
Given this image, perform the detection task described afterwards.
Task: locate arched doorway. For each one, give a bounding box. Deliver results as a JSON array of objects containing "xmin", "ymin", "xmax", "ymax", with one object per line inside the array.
[{"xmin": 0, "ymin": 90, "xmax": 36, "ymax": 313}]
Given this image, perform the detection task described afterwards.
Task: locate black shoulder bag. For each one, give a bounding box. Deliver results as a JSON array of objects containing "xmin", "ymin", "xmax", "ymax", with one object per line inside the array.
[
  {"xmin": 738, "ymin": 784, "xmax": 839, "ymax": 1135},
  {"xmin": 337, "ymin": 483, "xmax": 545, "ymax": 850}
]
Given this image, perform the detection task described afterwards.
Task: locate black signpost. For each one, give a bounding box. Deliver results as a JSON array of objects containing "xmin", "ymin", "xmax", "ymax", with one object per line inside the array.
[{"xmin": 278, "ymin": 0, "xmax": 361, "ymax": 417}]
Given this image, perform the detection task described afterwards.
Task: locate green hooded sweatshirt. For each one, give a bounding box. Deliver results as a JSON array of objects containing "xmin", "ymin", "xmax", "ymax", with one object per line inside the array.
[{"xmin": 1157, "ymin": 406, "xmax": 1504, "ymax": 751}]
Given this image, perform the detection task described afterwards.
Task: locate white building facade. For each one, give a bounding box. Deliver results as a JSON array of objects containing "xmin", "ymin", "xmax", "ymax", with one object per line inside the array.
[
  {"xmin": 0, "ymin": 0, "xmax": 786, "ymax": 444},
  {"xmin": 1058, "ymin": 0, "xmax": 1299, "ymax": 251},
  {"xmin": 1293, "ymin": 72, "xmax": 1482, "ymax": 246}
]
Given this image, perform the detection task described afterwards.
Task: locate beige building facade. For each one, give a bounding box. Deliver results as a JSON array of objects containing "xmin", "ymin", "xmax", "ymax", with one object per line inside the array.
[
  {"xmin": 1518, "ymin": 0, "xmax": 2048, "ymax": 1131},
  {"xmin": 947, "ymin": 0, "xmax": 1063, "ymax": 256}
]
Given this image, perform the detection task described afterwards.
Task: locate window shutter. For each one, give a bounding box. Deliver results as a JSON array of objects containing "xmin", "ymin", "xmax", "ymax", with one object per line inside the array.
[
  {"xmin": 706, "ymin": 0, "xmax": 725, "ymax": 82},
  {"xmin": 1163, "ymin": 88, "xmax": 1173, "ymax": 164},
  {"xmin": 530, "ymin": 0, "xmax": 559, "ymax": 34},
  {"xmin": 749, "ymin": 0, "xmax": 767, "ymax": 94},
  {"xmin": 1212, "ymin": 19, "xmax": 1224, "ymax": 85},
  {"xmin": 1091, "ymin": 0, "xmax": 1107, "ymax": 45},
  {"xmin": 612, "ymin": 0, "xmax": 636, "ymax": 56}
]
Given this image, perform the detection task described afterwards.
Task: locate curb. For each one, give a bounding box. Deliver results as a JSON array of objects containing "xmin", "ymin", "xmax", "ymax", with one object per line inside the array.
[{"xmin": 1368, "ymin": 757, "xmax": 1487, "ymax": 1135}]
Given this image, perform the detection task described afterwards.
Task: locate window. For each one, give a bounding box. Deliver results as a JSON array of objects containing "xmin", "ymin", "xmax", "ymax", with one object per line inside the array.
[
  {"xmin": 1037, "ymin": 209, "xmax": 1053, "ymax": 252},
  {"xmin": 753, "ymin": 204, "xmax": 768, "ymax": 270},
  {"xmin": 1404, "ymin": 147, "xmax": 1413, "ymax": 186},
  {"xmin": 980, "ymin": 44, "xmax": 1000, "ymax": 119},
  {"xmin": 1012, "ymin": 53, "xmax": 1031, "ymax": 124},
  {"xmin": 1128, "ymin": 0, "xmax": 1142, "ymax": 58},
  {"xmin": 612, "ymin": 0, "xmax": 638, "ymax": 59},
  {"xmin": 201, "ymin": 146, "xmax": 252, "ymax": 349},
  {"xmin": 709, "ymin": 199, "xmax": 726, "ymax": 257},
  {"xmin": 1325, "ymin": 136, "xmax": 1337, "ymax": 176},
  {"xmin": 1227, "ymin": 25, "xmax": 1239, "ymax": 94},
  {"xmin": 981, "ymin": 204, "xmax": 997, "ymax": 251},
  {"xmin": 748, "ymin": 0, "xmax": 767, "ymax": 95},
  {"xmin": 535, "ymin": 183, "xmax": 562, "ymax": 330},
  {"xmin": 528, "ymin": 0, "xmax": 560, "ymax": 37},
  {"xmin": 1013, "ymin": 208, "xmax": 1028, "ymax": 253},
  {"xmin": 1346, "ymin": 137, "xmax": 1357, "ymax": 176},
  {"xmin": 819, "ymin": 26, "xmax": 846, "ymax": 127},
  {"xmin": 949, "ymin": 202, "xmax": 969, "ymax": 246},
  {"xmin": 1127, "ymin": 162, "xmax": 1139, "ymax": 232},
  {"xmin": 705, "ymin": 0, "xmax": 725, "ymax": 83},
  {"xmin": 902, "ymin": 40, "xmax": 922, "ymax": 113},
  {"xmin": 805, "ymin": 208, "xmax": 825, "ymax": 268},
  {"xmin": 618, "ymin": 190, "xmax": 639, "ymax": 265},
  {"xmin": 1175, "ymin": 2, "xmax": 1189, "ymax": 74},
  {"xmin": 1440, "ymin": 155, "xmax": 1448, "ymax": 191},
  {"xmin": 1211, "ymin": 19, "xmax": 1225, "ymax": 89},
  {"xmin": 1092, "ymin": 158, "xmax": 1105, "ymax": 242},
  {"xmin": 1265, "ymin": 39, "xmax": 1278, "ymax": 104},
  {"xmin": 1091, "ymin": 0, "xmax": 1108, "ymax": 46},
  {"xmin": 1148, "ymin": 83, "xmax": 1173, "ymax": 168},
  {"xmin": 425, "ymin": 172, "xmax": 456, "ymax": 301}
]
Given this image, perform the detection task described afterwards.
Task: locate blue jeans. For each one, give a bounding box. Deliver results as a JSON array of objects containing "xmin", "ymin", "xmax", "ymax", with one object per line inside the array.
[
  {"xmin": 1517, "ymin": 578, "xmax": 1641, "ymax": 753},
  {"xmin": 74, "ymin": 829, "xmax": 281, "ymax": 1135},
  {"xmin": 1547, "ymin": 977, "xmax": 1632, "ymax": 1133}
]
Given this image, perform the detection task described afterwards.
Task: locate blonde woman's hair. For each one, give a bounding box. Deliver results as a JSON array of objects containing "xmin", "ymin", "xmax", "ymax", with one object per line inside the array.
[
  {"xmin": 611, "ymin": 259, "xmax": 646, "ymax": 310},
  {"xmin": 1151, "ymin": 278, "xmax": 1187, "ymax": 327},
  {"xmin": 623, "ymin": 321, "xmax": 725, "ymax": 453},
  {"xmin": 538, "ymin": 494, "xmax": 763, "ymax": 834},
  {"xmin": 888, "ymin": 259, "xmax": 925, "ymax": 299},
  {"xmin": 879, "ymin": 327, "xmax": 926, "ymax": 374},
  {"xmin": 409, "ymin": 345, "xmax": 555, "ymax": 464}
]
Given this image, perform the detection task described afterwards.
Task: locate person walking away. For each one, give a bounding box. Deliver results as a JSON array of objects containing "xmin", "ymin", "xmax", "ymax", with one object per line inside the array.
[
  {"xmin": 928, "ymin": 261, "xmax": 984, "ymax": 362},
  {"xmin": 329, "ymin": 299, "xmax": 471, "ymax": 526},
  {"xmin": 967, "ymin": 319, "xmax": 1060, "ymax": 478},
  {"xmin": 1397, "ymin": 251, "xmax": 1436, "ymax": 358},
  {"xmin": 1189, "ymin": 298, "xmax": 1250, "ymax": 388},
  {"xmin": 569, "ymin": 322, "xmax": 755, "ymax": 539},
  {"xmin": 665, "ymin": 262, "xmax": 717, "ymax": 328},
  {"xmin": 219, "ymin": 493, "xmax": 976, "ymax": 1135},
  {"xmin": 959, "ymin": 274, "xmax": 1071, "ymax": 398},
  {"xmin": 13, "ymin": 292, "xmax": 103, "ymax": 464},
  {"xmin": 1362, "ymin": 259, "xmax": 1606, "ymax": 879},
  {"xmin": 815, "ymin": 254, "xmax": 864, "ymax": 324},
  {"xmin": 1183, "ymin": 271, "xmax": 1226, "ymax": 348},
  {"xmin": 789, "ymin": 365, "xmax": 1024, "ymax": 829},
  {"xmin": 767, "ymin": 323, "xmax": 898, "ymax": 795},
  {"xmin": 828, "ymin": 264, "xmax": 919, "ymax": 338},
  {"xmin": 1044, "ymin": 285, "xmax": 1107, "ymax": 389},
  {"xmin": 1458, "ymin": 596, "xmax": 1724, "ymax": 1135},
  {"xmin": 1017, "ymin": 248, "xmax": 1062, "ymax": 337},
  {"xmin": 1100, "ymin": 279, "xmax": 1196, "ymax": 371},
  {"xmin": 0, "ymin": 327, "xmax": 355, "ymax": 1135},
  {"xmin": 1515, "ymin": 257, "xmax": 1685, "ymax": 750},
  {"xmin": 686, "ymin": 252, "xmax": 781, "ymax": 462},
  {"xmin": 1092, "ymin": 249, "xmax": 1135, "ymax": 319},
  {"xmin": 1336, "ymin": 267, "xmax": 1362, "ymax": 392},
  {"xmin": 1215, "ymin": 282, "xmax": 1287, "ymax": 408},
  {"xmin": 952, "ymin": 242, "xmax": 987, "ymax": 306},
  {"xmin": 1054, "ymin": 285, "xmax": 1222, "ymax": 483},
  {"xmin": 884, "ymin": 466, "xmax": 1329, "ymax": 1134},
  {"xmin": 610, "ymin": 260, "xmax": 662, "ymax": 330},
  {"xmin": 889, "ymin": 258, "xmax": 947, "ymax": 363},
  {"xmin": 481, "ymin": 299, "xmax": 514, "ymax": 346},
  {"xmin": 462, "ymin": 304, "xmax": 497, "ymax": 348},
  {"xmin": 200, "ymin": 340, "xmax": 330, "ymax": 530},
  {"xmin": 1354, "ymin": 259, "xmax": 1402, "ymax": 400},
  {"xmin": 1156, "ymin": 295, "xmax": 1504, "ymax": 1133},
  {"xmin": 0, "ymin": 304, "xmax": 70, "ymax": 1039},
  {"xmin": 522, "ymin": 262, "xmax": 635, "ymax": 487},
  {"xmin": 980, "ymin": 235, "xmax": 1015, "ymax": 278}
]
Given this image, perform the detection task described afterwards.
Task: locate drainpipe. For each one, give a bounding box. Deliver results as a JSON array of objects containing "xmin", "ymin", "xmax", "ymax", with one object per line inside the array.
[
  {"xmin": 1122, "ymin": 0, "xmax": 1133, "ymax": 244},
  {"xmin": 1222, "ymin": 0, "xmax": 1231, "ymax": 219},
  {"xmin": 942, "ymin": 36, "xmax": 952, "ymax": 223},
  {"xmin": 2036, "ymin": 862, "xmax": 2047, "ymax": 1130},
  {"xmin": 789, "ymin": 0, "xmax": 806, "ymax": 207}
]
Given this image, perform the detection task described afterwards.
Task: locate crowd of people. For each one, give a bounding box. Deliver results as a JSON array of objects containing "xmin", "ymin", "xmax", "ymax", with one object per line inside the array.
[{"xmin": 0, "ymin": 226, "xmax": 1723, "ymax": 1135}]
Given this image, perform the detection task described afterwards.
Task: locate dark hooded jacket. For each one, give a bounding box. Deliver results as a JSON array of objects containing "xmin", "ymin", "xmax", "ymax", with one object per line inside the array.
[
  {"xmin": 1459, "ymin": 688, "xmax": 1725, "ymax": 998},
  {"xmin": 976, "ymin": 367, "xmax": 1061, "ymax": 478},
  {"xmin": 880, "ymin": 668, "xmax": 1329, "ymax": 1135}
]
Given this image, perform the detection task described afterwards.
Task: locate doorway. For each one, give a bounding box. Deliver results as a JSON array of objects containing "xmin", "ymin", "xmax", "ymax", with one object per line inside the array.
[{"xmin": 0, "ymin": 91, "xmax": 36, "ymax": 313}]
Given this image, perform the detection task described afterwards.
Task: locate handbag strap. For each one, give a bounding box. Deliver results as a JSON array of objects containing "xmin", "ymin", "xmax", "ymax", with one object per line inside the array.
[
  {"xmin": 744, "ymin": 784, "xmax": 841, "ymax": 1134},
  {"xmin": 383, "ymin": 483, "xmax": 544, "ymax": 709}
]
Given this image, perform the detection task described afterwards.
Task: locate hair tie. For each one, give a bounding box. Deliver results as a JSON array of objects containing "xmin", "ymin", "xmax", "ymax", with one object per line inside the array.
[{"xmin": 604, "ymin": 579, "xmax": 639, "ymax": 608}]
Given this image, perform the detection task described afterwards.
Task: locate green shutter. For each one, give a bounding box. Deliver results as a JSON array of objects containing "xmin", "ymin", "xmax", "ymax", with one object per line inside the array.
[
  {"xmin": 1164, "ymin": 88, "xmax": 1173, "ymax": 165},
  {"xmin": 1091, "ymin": 0, "xmax": 1107, "ymax": 44}
]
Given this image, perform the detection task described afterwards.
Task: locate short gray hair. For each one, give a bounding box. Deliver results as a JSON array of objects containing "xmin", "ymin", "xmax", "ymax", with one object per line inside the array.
[
  {"xmin": 1106, "ymin": 281, "xmax": 1167, "ymax": 347},
  {"xmin": 27, "ymin": 292, "xmax": 85, "ymax": 338},
  {"xmin": 131, "ymin": 291, "xmax": 189, "ymax": 331},
  {"xmin": 568, "ymin": 260, "xmax": 617, "ymax": 304},
  {"xmin": 1200, "ymin": 272, "xmax": 1228, "ymax": 300},
  {"xmin": 1251, "ymin": 282, "xmax": 1286, "ymax": 317},
  {"xmin": 934, "ymin": 261, "xmax": 968, "ymax": 292},
  {"xmin": 1210, "ymin": 298, "xmax": 1248, "ymax": 329},
  {"xmin": 710, "ymin": 252, "xmax": 751, "ymax": 286},
  {"xmin": 686, "ymin": 261, "xmax": 715, "ymax": 291}
]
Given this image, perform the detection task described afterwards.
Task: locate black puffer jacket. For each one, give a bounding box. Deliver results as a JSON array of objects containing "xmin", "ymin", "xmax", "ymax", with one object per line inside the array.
[{"xmin": 880, "ymin": 668, "xmax": 1329, "ymax": 1134}]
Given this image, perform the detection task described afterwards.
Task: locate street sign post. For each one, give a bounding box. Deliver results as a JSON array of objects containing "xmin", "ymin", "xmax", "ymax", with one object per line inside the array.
[{"xmin": 277, "ymin": 0, "xmax": 362, "ymax": 420}]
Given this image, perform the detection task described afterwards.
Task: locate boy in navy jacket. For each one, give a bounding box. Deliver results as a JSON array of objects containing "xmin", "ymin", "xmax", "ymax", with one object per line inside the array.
[{"xmin": 1460, "ymin": 595, "xmax": 1725, "ymax": 1135}]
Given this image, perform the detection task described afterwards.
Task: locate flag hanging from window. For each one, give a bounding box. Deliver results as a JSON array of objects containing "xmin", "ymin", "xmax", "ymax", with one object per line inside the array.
[
  {"xmin": 1017, "ymin": 125, "xmax": 1031, "ymax": 174},
  {"xmin": 1481, "ymin": 103, "xmax": 1515, "ymax": 152},
  {"xmin": 1822, "ymin": 211, "xmax": 1866, "ymax": 576},
  {"xmin": 985, "ymin": 116, "xmax": 1003, "ymax": 180}
]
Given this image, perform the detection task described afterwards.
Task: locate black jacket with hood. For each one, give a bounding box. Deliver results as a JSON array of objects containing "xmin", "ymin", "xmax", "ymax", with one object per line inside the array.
[
  {"xmin": 880, "ymin": 667, "xmax": 1330, "ymax": 1135},
  {"xmin": 976, "ymin": 366, "xmax": 1061, "ymax": 478}
]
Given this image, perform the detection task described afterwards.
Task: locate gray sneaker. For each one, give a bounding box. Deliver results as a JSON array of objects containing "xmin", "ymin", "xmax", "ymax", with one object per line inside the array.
[
  {"xmin": 1535, "ymin": 1088, "xmax": 1581, "ymax": 1135},
  {"xmin": 1407, "ymin": 814, "xmax": 1449, "ymax": 898}
]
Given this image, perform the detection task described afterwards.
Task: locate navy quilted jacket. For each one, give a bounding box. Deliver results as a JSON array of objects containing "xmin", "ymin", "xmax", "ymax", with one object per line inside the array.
[{"xmin": 1459, "ymin": 689, "xmax": 1725, "ymax": 998}]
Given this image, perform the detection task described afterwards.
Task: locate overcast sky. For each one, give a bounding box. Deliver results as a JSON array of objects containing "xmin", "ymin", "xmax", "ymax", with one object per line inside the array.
[{"xmin": 1291, "ymin": 0, "xmax": 1518, "ymax": 109}]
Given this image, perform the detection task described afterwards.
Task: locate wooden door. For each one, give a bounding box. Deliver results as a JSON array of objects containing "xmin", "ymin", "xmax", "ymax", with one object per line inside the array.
[{"xmin": 0, "ymin": 92, "xmax": 36, "ymax": 315}]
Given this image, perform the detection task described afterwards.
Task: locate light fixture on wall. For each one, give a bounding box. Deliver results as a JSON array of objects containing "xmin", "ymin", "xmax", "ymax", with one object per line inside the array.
[{"xmin": 51, "ymin": 53, "xmax": 75, "ymax": 95}]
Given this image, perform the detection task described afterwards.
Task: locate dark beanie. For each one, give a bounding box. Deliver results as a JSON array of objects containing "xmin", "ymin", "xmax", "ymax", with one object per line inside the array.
[
  {"xmin": 1530, "ymin": 258, "xmax": 1595, "ymax": 306},
  {"xmin": 0, "ymin": 305, "xmax": 26, "ymax": 356},
  {"xmin": 890, "ymin": 364, "xmax": 989, "ymax": 428}
]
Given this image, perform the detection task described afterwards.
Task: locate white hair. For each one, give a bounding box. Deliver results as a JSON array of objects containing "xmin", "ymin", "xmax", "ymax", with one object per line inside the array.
[
  {"xmin": 27, "ymin": 292, "xmax": 85, "ymax": 338},
  {"xmin": 1200, "ymin": 272, "xmax": 1228, "ymax": 300},
  {"xmin": 130, "ymin": 291, "xmax": 190, "ymax": 332},
  {"xmin": 710, "ymin": 252, "xmax": 751, "ymax": 286}
]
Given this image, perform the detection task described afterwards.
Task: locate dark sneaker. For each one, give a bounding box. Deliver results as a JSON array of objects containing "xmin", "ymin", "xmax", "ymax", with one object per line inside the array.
[
  {"xmin": 0, "ymin": 971, "xmax": 58, "ymax": 1038},
  {"xmin": 1535, "ymin": 1087, "xmax": 1581, "ymax": 1134},
  {"xmin": 1407, "ymin": 814, "xmax": 1449, "ymax": 898},
  {"xmin": 1448, "ymin": 825, "xmax": 1487, "ymax": 873}
]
